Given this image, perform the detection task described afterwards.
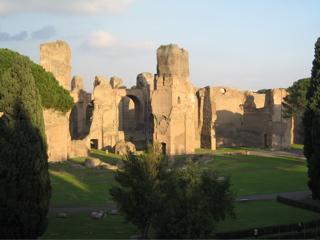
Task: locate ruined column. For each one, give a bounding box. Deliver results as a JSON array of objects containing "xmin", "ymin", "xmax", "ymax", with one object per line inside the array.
[
  {"xmin": 40, "ymin": 40, "xmax": 72, "ymax": 90},
  {"xmin": 152, "ymin": 44, "xmax": 196, "ymax": 155}
]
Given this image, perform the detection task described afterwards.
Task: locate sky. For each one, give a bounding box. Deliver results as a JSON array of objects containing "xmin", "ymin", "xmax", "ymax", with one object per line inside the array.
[{"xmin": 0, "ymin": 0, "xmax": 319, "ymax": 92}]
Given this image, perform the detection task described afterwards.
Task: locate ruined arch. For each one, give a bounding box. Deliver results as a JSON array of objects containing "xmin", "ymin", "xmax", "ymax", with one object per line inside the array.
[
  {"xmin": 118, "ymin": 94, "xmax": 143, "ymax": 131},
  {"xmin": 115, "ymin": 88, "xmax": 149, "ymax": 149}
]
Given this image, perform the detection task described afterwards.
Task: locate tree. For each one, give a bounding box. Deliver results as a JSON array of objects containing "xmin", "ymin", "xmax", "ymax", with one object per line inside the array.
[
  {"xmin": 0, "ymin": 48, "xmax": 74, "ymax": 114},
  {"xmin": 108, "ymin": 143, "xmax": 166, "ymax": 239},
  {"xmin": 282, "ymin": 78, "xmax": 310, "ymax": 118},
  {"xmin": 153, "ymin": 162, "xmax": 235, "ymax": 239},
  {"xmin": 303, "ymin": 37, "xmax": 320, "ymax": 200},
  {"xmin": 0, "ymin": 55, "xmax": 51, "ymax": 238}
]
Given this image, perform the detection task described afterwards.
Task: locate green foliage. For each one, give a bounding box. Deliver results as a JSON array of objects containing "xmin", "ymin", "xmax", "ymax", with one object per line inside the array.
[
  {"xmin": 108, "ymin": 144, "xmax": 166, "ymax": 239},
  {"xmin": 153, "ymin": 161, "xmax": 235, "ymax": 239},
  {"xmin": 31, "ymin": 63, "xmax": 74, "ymax": 113},
  {"xmin": 256, "ymin": 89, "xmax": 268, "ymax": 94},
  {"xmin": 0, "ymin": 48, "xmax": 74, "ymax": 114},
  {"xmin": 0, "ymin": 55, "xmax": 51, "ymax": 238},
  {"xmin": 282, "ymin": 78, "xmax": 310, "ymax": 118},
  {"xmin": 303, "ymin": 37, "xmax": 320, "ymax": 200}
]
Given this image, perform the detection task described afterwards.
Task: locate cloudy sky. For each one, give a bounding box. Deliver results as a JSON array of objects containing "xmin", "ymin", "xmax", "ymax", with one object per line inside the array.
[{"xmin": 0, "ymin": 0, "xmax": 319, "ymax": 92}]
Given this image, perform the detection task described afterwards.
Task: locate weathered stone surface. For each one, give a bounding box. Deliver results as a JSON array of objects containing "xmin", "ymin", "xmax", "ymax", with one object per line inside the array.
[
  {"xmin": 40, "ymin": 40, "xmax": 71, "ymax": 90},
  {"xmin": 116, "ymin": 159, "xmax": 124, "ymax": 169},
  {"xmin": 69, "ymin": 164, "xmax": 85, "ymax": 169},
  {"xmin": 156, "ymin": 44, "xmax": 189, "ymax": 79},
  {"xmin": 91, "ymin": 211, "xmax": 104, "ymax": 219},
  {"xmin": 58, "ymin": 213, "xmax": 67, "ymax": 218},
  {"xmin": 38, "ymin": 40, "xmax": 294, "ymax": 163},
  {"xmin": 114, "ymin": 141, "xmax": 136, "ymax": 155},
  {"xmin": 71, "ymin": 76, "xmax": 84, "ymax": 91},
  {"xmin": 108, "ymin": 209, "xmax": 118, "ymax": 215},
  {"xmin": 99, "ymin": 162, "xmax": 117, "ymax": 170},
  {"xmin": 85, "ymin": 158, "xmax": 101, "ymax": 168},
  {"xmin": 137, "ymin": 72, "xmax": 154, "ymax": 91},
  {"xmin": 152, "ymin": 44, "xmax": 196, "ymax": 155},
  {"xmin": 110, "ymin": 76, "xmax": 125, "ymax": 89},
  {"xmin": 69, "ymin": 139, "xmax": 90, "ymax": 158},
  {"xmin": 43, "ymin": 109, "xmax": 71, "ymax": 162},
  {"xmin": 94, "ymin": 75, "xmax": 109, "ymax": 88},
  {"xmin": 167, "ymin": 156, "xmax": 175, "ymax": 166},
  {"xmin": 89, "ymin": 77, "xmax": 120, "ymax": 150}
]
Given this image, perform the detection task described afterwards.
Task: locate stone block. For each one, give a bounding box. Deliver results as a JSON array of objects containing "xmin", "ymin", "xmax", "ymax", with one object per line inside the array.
[{"xmin": 85, "ymin": 158, "xmax": 101, "ymax": 168}]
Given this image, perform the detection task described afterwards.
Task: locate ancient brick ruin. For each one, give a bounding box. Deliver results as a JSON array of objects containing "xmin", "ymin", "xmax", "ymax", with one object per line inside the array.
[{"xmin": 40, "ymin": 40, "xmax": 294, "ymax": 162}]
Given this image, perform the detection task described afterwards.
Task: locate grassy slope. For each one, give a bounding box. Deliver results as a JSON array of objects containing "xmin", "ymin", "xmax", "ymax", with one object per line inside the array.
[{"xmin": 42, "ymin": 146, "xmax": 311, "ymax": 239}]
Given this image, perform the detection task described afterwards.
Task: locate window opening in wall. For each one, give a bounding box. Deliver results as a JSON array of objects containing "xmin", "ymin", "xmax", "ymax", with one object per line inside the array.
[
  {"xmin": 264, "ymin": 134, "xmax": 268, "ymax": 149},
  {"xmin": 91, "ymin": 139, "xmax": 98, "ymax": 149},
  {"xmin": 161, "ymin": 142, "xmax": 166, "ymax": 155}
]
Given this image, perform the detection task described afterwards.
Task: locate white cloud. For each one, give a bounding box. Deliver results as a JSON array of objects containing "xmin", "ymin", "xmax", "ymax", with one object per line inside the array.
[
  {"xmin": 0, "ymin": 0, "xmax": 134, "ymax": 16},
  {"xmin": 86, "ymin": 30, "xmax": 117, "ymax": 48},
  {"xmin": 83, "ymin": 30, "xmax": 155, "ymax": 56}
]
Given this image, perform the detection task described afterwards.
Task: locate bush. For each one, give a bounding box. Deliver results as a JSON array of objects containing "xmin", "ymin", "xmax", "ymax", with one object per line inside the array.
[{"xmin": 277, "ymin": 195, "xmax": 320, "ymax": 213}]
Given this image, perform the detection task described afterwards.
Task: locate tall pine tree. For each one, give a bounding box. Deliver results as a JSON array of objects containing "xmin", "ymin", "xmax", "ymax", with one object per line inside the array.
[
  {"xmin": 303, "ymin": 37, "xmax": 320, "ymax": 200},
  {"xmin": 0, "ymin": 55, "xmax": 51, "ymax": 238}
]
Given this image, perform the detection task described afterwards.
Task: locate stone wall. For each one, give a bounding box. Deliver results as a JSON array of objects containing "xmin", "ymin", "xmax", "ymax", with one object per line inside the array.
[
  {"xmin": 197, "ymin": 87, "xmax": 291, "ymax": 150},
  {"xmin": 43, "ymin": 109, "xmax": 71, "ymax": 161},
  {"xmin": 39, "ymin": 40, "xmax": 296, "ymax": 162},
  {"xmin": 40, "ymin": 41, "xmax": 90, "ymax": 162}
]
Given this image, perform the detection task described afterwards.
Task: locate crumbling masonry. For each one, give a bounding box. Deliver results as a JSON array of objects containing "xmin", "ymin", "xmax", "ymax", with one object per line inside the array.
[{"xmin": 40, "ymin": 40, "xmax": 294, "ymax": 162}]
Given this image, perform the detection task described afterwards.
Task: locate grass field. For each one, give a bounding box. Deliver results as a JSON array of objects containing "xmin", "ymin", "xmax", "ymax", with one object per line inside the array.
[{"xmin": 41, "ymin": 145, "xmax": 313, "ymax": 239}]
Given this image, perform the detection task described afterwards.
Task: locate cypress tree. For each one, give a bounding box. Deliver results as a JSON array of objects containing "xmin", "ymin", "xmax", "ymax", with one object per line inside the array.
[
  {"xmin": 303, "ymin": 37, "xmax": 320, "ymax": 200},
  {"xmin": 0, "ymin": 55, "xmax": 51, "ymax": 238}
]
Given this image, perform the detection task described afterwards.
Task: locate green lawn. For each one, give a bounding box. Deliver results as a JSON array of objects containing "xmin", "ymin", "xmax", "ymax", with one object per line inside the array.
[
  {"xmin": 44, "ymin": 213, "xmax": 138, "ymax": 239},
  {"xmin": 215, "ymin": 200, "xmax": 316, "ymax": 233},
  {"xmin": 42, "ymin": 147, "xmax": 311, "ymax": 239}
]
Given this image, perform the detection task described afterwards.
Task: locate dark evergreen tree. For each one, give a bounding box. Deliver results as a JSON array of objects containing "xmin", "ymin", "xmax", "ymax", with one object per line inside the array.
[
  {"xmin": 0, "ymin": 55, "xmax": 51, "ymax": 238},
  {"xmin": 303, "ymin": 37, "xmax": 320, "ymax": 200}
]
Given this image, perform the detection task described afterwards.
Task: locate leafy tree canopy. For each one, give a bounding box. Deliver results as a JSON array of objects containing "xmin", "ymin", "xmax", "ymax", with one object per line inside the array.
[
  {"xmin": 0, "ymin": 48, "xmax": 74, "ymax": 114},
  {"xmin": 109, "ymin": 143, "xmax": 235, "ymax": 239},
  {"xmin": 153, "ymin": 161, "xmax": 235, "ymax": 239},
  {"xmin": 282, "ymin": 78, "xmax": 310, "ymax": 118},
  {"xmin": 109, "ymin": 143, "xmax": 166, "ymax": 239}
]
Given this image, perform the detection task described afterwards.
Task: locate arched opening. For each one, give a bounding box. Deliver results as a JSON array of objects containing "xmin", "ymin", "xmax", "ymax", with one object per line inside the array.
[
  {"xmin": 118, "ymin": 94, "xmax": 144, "ymax": 146},
  {"xmin": 118, "ymin": 96, "xmax": 142, "ymax": 131}
]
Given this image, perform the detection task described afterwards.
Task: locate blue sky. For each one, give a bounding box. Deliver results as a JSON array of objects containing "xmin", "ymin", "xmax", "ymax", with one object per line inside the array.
[{"xmin": 0, "ymin": 0, "xmax": 319, "ymax": 92}]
